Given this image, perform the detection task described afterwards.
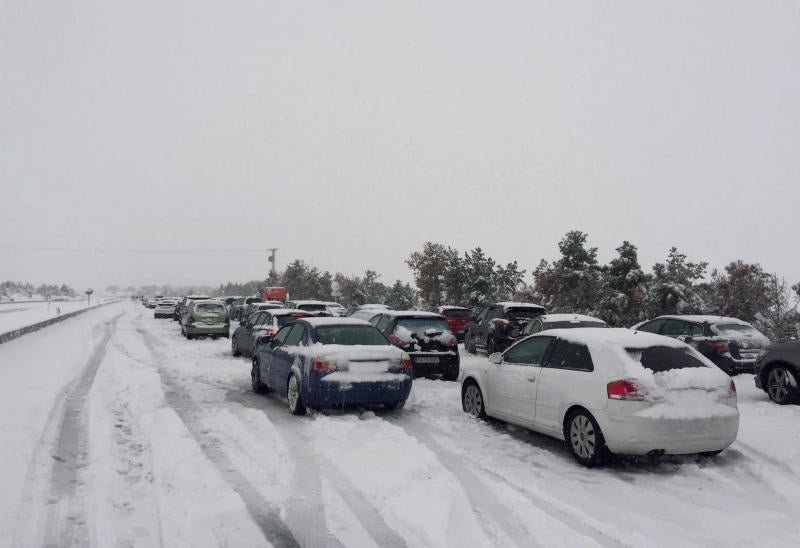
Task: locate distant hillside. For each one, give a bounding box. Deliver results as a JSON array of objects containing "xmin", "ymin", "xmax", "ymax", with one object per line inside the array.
[{"xmin": 0, "ymin": 281, "xmax": 78, "ymax": 302}]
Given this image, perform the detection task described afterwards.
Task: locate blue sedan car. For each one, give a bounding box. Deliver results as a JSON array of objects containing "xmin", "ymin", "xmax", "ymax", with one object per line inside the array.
[{"xmin": 251, "ymin": 317, "xmax": 414, "ymax": 414}]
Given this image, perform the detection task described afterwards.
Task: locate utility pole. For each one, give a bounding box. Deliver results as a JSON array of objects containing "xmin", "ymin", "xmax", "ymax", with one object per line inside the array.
[{"xmin": 267, "ymin": 248, "xmax": 278, "ymax": 278}]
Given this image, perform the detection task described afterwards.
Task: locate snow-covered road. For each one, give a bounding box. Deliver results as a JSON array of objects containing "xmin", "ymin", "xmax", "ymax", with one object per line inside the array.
[
  {"xmin": 0, "ymin": 300, "xmax": 91, "ymax": 335},
  {"xmin": 1, "ymin": 302, "xmax": 798, "ymax": 547}
]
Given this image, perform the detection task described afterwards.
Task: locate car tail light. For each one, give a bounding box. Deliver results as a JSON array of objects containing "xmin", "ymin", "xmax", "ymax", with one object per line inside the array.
[
  {"xmin": 312, "ymin": 358, "xmax": 335, "ymax": 372},
  {"xmin": 607, "ymin": 379, "xmax": 644, "ymax": 401},
  {"xmin": 388, "ymin": 334, "xmax": 404, "ymax": 347},
  {"xmin": 290, "ymin": 313, "xmax": 305, "ymax": 317},
  {"xmin": 727, "ymin": 379, "xmax": 737, "ymax": 397},
  {"xmin": 400, "ymin": 356, "xmax": 413, "ymax": 372},
  {"xmin": 709, "ymin": 340, "xmax": 729, "ymax": 355},
  {"xmin": 494, "ymin": 318, "xmax": 510, "ymax": 327}
]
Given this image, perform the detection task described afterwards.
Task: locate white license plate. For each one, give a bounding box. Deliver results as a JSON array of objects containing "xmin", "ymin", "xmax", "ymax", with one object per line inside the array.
[{"xmin": 416, "ymin": 357, "xmax": 440, "ymax": 364}]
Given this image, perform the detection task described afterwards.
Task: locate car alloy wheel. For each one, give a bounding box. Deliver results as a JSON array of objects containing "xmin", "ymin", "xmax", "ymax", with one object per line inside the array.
[
  {"xmin": 462, "ymin": 382, "xmax": 486, "ymax": 418},
  {"xmin": 287, "ymin": 374, "xmax": 306, "ymax": 415},
  {"xmin": 570, "ymin": 414, "xmax": 596, "ymax": 460},
  {"xmin": 767, "ymin": 366, "xmax": 798, "ymax": 404}
]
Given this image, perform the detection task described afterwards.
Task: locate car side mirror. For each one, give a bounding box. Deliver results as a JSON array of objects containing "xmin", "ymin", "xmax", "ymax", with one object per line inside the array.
[
  {"xmin": 239, "ymin": 320, "xmax": 246, "ymax": 326},
  {"xmin": 255, "ymin": 331, "xmax": 272, "ymax": 345},
  {"xmin": 489, "ymin": 352, "xmax": 503, "ymax": 365}
]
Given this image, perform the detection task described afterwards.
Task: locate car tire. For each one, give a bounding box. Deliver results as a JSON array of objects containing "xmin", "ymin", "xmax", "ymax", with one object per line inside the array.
[
  {"xmin": 251, "ymin": 359, "xmax": 267, "ymax": 394},
  {"xmin": 464, "ymin": 331, "xmax": 476, "ymax": 354},
  {"xmin": 462, "ymin": 380, "xmax": 486, "ymax": 419},
  {"xmin": 486, "ymin": 335, "xmax": 496, "ymax": 356},
  {"xmin": 443, "ymin": 368, "xmax": 459, "ymax": 382},
  {"xmin": 766, "ymin": 365, "xmax": 799, "ymax": 405},
  {"xmin": 699, "ymin": 450, "xmax": 723, "ymax": 458},
  {"xmin": 385, "ymin": 399, "xmax": 406, "ymax": 410},
  {"xmin": 564, "ymin": 409, "xmax": 609, "ymax": 467},
  {"xmin": 232, "ymin": 337, "xmax": 241, "ymax": 357},
  {"xmin": 186, "ymin": 332, "xmax": 194, "ymax": 340},
  {"xmin": 287, "ymin": 374, "xmax": 307, "ymax": 415}
]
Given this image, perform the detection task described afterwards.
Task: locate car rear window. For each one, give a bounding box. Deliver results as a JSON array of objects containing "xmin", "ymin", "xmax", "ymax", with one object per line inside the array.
[
  {"xmin": 314, "ymin": 325, "xmax": 390, "ymax": 346},
  {"xmin": 713, "ymin": 323, "xmax": 758, "ymax": 336},
  {"xmin": 395, "ymin": 317, "xmax": 450, "ymax": 335},
  {"xmin": 547, "ymin": 341, "xmax": 594, "ymax": 372},
  {"xmin": 506, "ymin": 307, "xmax": 544, "ymax": 320},
  {"xmin": 195, "ymin": 303, "xmax": 225, "ymax": 313},
  {"xmin": 442, "ymin": 309, "xmax": 471, "ymax": 318},
  {"xmin": 245, "ymin": 297, "xmax": 262, "ymax": 304},
  {"xmin": 276, "ymin": 313, "xmax": 308, "ymax": 327},
  {"xmin": 626, "ymin": 346, "xmax": 708, "ymax": 372},
  {"xmin": 298, "ymin": 303, "xmax": 328, "ymax": 311}
]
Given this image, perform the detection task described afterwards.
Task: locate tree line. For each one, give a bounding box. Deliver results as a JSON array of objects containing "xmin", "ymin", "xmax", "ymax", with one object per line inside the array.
[
  {"xmin": 130, "ymin": 230, "xmax": 800, "ymax": 342},
  {"xmin": 0, "ymin": 281, "xmax": 77, "ymax": 300}
]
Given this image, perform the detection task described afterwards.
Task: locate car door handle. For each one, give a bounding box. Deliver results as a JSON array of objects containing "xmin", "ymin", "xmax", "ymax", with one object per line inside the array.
[{"xmin": 527, "ymin": 376, "xmax": 536, "ymax": 382}]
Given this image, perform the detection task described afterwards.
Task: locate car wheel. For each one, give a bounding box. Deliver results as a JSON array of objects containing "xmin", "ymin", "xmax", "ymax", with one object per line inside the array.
[
  {"xmin": 464, "ymin": 331, "xmax": 476, "ymax": 354},
  {"xmin": 565, "ymin": 409, "xmax": 609, "ymax": 467},
  {"xmin": 766, "ymin": 366, "xmax": 799, "ymax": 405},
  {"xmin": 287, "ymin": 374, "xmax": 307, "ymax": 415},
  {"xmin": 251, "ymin": 359, "xmax": 267, "ymax": 394},
  {"xmin": 186, "ymin": 332, "xmax": 193, "ymax": 340},
  {"xmin": 699, "ymin": 450, "xmax": 723, "ymax": 458},
  {"xmin": 232, "ymin": 337, "xmax": 241, "ymax": 357},
  {"xmin": 462, "ymin": 380, "xmax": 486, "ymax": 419}
]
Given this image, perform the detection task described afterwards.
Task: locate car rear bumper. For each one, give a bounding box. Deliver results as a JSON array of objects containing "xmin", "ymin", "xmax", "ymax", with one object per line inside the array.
[
  {"xmin": 308, "ymin": 375, "xmax": 412, "ymax": 407},
  {"xmin": 597, "ymin": 411, "xmax": 739, "ymax": 456},
  {"xmin": 715, "ymin": 356, "xmax": 757, "ymax": 375},
  {"xmin": 186, "ymin": 323, "xmax": 230, "ymax": 335}
]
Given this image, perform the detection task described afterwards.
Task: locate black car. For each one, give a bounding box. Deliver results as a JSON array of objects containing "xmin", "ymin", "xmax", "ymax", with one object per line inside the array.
[
  {"xmin": 633, "ymin": 315, "xmax": 771, "ymax": 376},
  {"xmin": 464, "ymin": 302, "xmax": 546, "ymax": 355},
  {"xmin": 522, "ymin": 313, "xmax": 608, "ymax": 336},
  {"xmin": 367, "ymin": 311, "xmax": 460, "ymax": 380},
  {"xmin": 240, "ymin": 302, "xmax": 284, "ymax": 323},
  {"xmin": 754, "ymin": 340, "xmax": 800, "ymax": 404},
  {"xmin": 231, "ymin": 309, "xmax": 311, "ymax": 358}
]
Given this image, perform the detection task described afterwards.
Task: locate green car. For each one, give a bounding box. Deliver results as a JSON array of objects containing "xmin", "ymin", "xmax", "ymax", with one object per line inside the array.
[{"xmin": 181, "ymin": 300, "xmax": 230, "ymax": 339}]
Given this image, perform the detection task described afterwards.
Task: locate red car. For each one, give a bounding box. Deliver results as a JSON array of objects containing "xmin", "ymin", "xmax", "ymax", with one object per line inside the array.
[{"xmin": 437, "ymin": 306, "xmax": 473, "ymax": 341}]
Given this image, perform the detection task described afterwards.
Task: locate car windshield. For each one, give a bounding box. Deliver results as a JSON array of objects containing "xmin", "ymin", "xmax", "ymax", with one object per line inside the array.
[
  {"xmin": 314, "ymin": 325, "xmax": 390, "ymax": 346},
  {"xmin": 298, "ymin": 303, "xmax": 328, "ymax": 311},
  {"xmin": 195, "ymin": 303, "xmax": 225, "ymax": 313},
  {"xmin": 245, "ymin": 298, "xmax": 262, "ymax": 304},
  {"xmin": 506, "ymin": 307, "xmax": 544, "ymax": 320},
  {"xmin": 395, "ymin": 317, "xmax": 450, "ymax": 335},
  {"xmin": 443, "ymin": 309, "xmax": 471, "ymax": 318},
  {"xmin": 626, "ymin": 345, "xmax": 708, "ymax": 372}
]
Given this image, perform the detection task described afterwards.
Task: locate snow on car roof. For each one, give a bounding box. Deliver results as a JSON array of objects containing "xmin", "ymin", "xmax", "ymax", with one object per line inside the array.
[
  {"xmin": 186, "ymin": 295, "xmax": 210, "ymax": 299},
  {"xmin": 190, "ymin": 299, "xmax": 225, "ymax": 306},
  {"xmin": 540, "ymin": 313, "xmax": 606, "ymax": 324},
  {"xmin": 438, "ymin": 305, "xmax": 470, "ymax": 311},
  {"xmin": 382, "ymin": 310, "xmax": 443, "ymax": 318},
  {"xmin": 542, "ymin": 327, "xmax": 686, "ymax": 348},
  {"xmin": 290, "ymin": 300, "xmax": 329, "ymax": 305},
  {"xmin": 268, "ymin": 308, "xmax": 309, "ymax": 316},
  {"xmin": 357, "ymin": 303, "xmax": 390, "ymax": 309},
  {"xmin": 496, "ymin": 302, "xmax": 546, "ymax": 309},
  {"xmin": 301, "ymin": 317, "xmax": 372, "ymax": 327},
  {"xmin": 655, "ymin": 315, "xmax": 751, "ymax": 325}
]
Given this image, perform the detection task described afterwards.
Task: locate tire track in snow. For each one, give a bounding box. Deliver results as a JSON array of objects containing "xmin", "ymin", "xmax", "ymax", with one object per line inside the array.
[
  {"xmin": 385, "ymin": 415, "xmax": 627, "ymax": 548},
  {"xmin": 15, "ymin": 313, "xmax": 123, "ymax": 548},
  {"xmin": 135, "ymin": 325, "xmax": 302, "ymax": 548},
  {"xmin": 224, "ymin": 385, "xmax": 409, "ymax": 548}
]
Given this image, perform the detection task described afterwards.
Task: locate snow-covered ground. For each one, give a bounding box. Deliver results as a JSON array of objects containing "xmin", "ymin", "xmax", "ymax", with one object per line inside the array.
[
  {"xmin": 1, "ymin": 301, "xmax": 798, "ymax": 547},
  {"xmin": 0, "ymin": 300, "xmax": 93, "ymax": 335}
]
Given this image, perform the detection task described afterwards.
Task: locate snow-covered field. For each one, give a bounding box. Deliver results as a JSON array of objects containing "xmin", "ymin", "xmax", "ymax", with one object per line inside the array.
[
  {"xmin": 0, "ymin": 301, "xmax": 798, "ymax": 547},
  {"xmin": 0, "ymin": 300, "xmax": 92, "ymax": 335}
]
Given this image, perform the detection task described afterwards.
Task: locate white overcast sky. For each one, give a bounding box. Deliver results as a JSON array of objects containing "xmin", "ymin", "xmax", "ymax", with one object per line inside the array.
[{"xmin": 1, "ymin": 0, "xmax": 798, "ymax": 291}]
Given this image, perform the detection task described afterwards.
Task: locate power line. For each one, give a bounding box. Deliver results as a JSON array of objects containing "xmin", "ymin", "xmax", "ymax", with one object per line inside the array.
[{"xmin": 0, "ymin": 245, "xmax": 269, "ymax": 254}]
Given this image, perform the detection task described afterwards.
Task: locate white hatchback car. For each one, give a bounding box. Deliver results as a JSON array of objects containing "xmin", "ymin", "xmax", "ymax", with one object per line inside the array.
[{"xmin": 460, "ymin": 328, "xmax": 739, "ymax": 466}]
